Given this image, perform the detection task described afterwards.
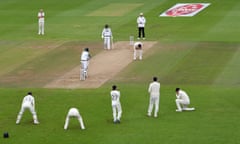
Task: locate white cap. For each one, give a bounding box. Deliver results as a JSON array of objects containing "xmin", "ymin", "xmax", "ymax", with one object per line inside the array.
[{"xmin": 140, "ymin": 12, "xmax": 143, "ymax": 16}]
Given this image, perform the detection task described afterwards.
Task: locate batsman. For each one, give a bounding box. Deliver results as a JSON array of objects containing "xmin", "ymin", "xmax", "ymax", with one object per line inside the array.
[{"xmin": 80, "ymin": 48, "xmax": 91, "ymax": 80}]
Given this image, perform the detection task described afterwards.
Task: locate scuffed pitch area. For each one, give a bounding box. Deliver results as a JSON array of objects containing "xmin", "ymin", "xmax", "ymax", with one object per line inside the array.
[{"xmin": 45, "ymin": 41, "xmax": 157, "ymax": 89}]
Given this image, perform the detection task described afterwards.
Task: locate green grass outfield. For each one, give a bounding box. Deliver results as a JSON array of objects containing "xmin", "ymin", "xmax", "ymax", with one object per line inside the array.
[{"xmin": 0, "ymin": 0, "xmax": 240, "ymax": 144}]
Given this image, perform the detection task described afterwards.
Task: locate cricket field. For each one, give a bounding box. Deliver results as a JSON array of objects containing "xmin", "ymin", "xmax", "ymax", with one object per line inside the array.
[{"xmin": 0, "ymin": 0, "xmax": 240, "ymax": 144}]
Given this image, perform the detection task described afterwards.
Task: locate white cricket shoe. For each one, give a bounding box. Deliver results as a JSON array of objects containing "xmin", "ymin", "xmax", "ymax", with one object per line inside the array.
[{"xmin": 34, "ymin": 121, "xmax": 40, "ymax": 124}]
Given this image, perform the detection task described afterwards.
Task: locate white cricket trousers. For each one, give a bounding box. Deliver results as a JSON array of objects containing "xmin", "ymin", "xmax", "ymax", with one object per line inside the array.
[
  {"xmin": 81, "ymin": 61, "xmax": 89, "ymax": 72},
  {"xmin": 133, "ymin": 49, "xmax": 143, "ymax": 60},
  {"xmin": 38, "ymin": 22, "xmax": 44, "ymax": 35},
  {"xmin": 175, "ymin": 99, "xmax": 195, "ymax": 111},
  {"xmin": 64, "ymin": 108, "xmax": 85, "ymax": 130},
  {"xmin": 148, "ymin": 95, "xmax": 159, "ymax": 117},
  {"xmin": 104, "ymin": 37, "xmax": 111, "ymax": 50},
  {"xmin": 112, "ymin": 103, "xmax": 122, "ymax": 121},
  {"xmin": 16, "ymin": 103, "xmax": 39, "ymax": 124}
]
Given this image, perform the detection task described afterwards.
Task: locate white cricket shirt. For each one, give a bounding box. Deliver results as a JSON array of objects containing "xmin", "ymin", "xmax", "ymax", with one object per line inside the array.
[
  {"xmin": 102, "ymin": 28, "xmax": 112, "ymax": 37},
  {"xmin": 81, "ymin": 51, "xmax": 90, "ymax": 61},
  {"xmin": 110, "ymin": 90, "xmax": 120, "ymax": 105},
  {"xmin": 38, "ymin": 12, "xmax": 45, "ymax": 22},
  {"xmin": 22, "ymin": 95, "xmax": 35, "ymax": 106},
  {"xmin": 176, "ymin": 90, "xmax": 190, "ymax": 103},
  {"xmin": 134, "ymin": 41, "xmax": 143, "ymax": 50},
  {"xmin": 148, "ymin": 81, "xmax": 160, "ymax": 97}
]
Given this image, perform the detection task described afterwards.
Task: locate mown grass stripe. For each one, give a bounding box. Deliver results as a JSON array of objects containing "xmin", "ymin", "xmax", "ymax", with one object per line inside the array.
[
  {"xmin": 161, "ymin": 42, "xmax": 238, "ymax": 85},
  {"xmin": 87, "ymin": 3, "xmax": 143, "ymax": 16}
]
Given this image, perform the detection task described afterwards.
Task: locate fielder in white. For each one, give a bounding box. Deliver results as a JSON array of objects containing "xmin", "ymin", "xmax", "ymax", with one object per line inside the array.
[
  {"xmin": 38, "ymin": 9, "xmax": 45, "ymax": 35},
  {"xmin": 133, "ymin": 41, "xmax": 143, "ymax": 60},
  {"xmin": 64, "ymin": 108, "xmax": 85, "ymax": 130},
  {"xmin": 101, "ymin": 24, "xmax": 113, "ymax": 50},
  {"xmin": 110, "ymin": 85, "xmax": 122, "ymax": 123},
  {"xmin": 80, "ymin": 48, "xmax": 91, "ymax": 80},
  {"xmin": 147, "ymin": 77, "xmax": 160, "ymax": 117},
  {"xmin": 16, "ymin": 92, "xmax": 39, "ymax": 124},
  {"xmin": 175, "ymin": 88, "xmax": 195, "ymax": 112}
]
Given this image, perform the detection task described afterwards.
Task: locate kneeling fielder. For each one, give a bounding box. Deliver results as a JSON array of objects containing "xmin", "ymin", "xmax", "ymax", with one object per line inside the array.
[
  {"xmin": 175, "ymin": 88, "xmax": 195, "ymax": 112},
  {"xmin": 64, "ymin": 108, "xmax": 85, "ymax": 130}
]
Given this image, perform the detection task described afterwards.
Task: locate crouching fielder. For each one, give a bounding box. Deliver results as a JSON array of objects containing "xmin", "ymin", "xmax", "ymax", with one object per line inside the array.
[
  {"xmin": 175, "ymin": 88, "xmax": 195, "ymax": 112},
  {"xmin": 16, "ymin": 92, "xmax": 39, "ymax": 124},
  {"xmin": 64, "ymin": 108, "xmax": 85, "ymax": 130},
  {"xmin": 133, "ymin": 41, "xmax": 143, "ymax": 60},
  {"xmin": 110, "ymin": 85, "xmax": 122, "ymax": 123}
]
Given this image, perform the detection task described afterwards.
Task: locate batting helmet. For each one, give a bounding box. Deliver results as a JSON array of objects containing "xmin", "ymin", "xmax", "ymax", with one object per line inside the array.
[{"xmin": 84, "ymin": 48, "xmax": 89, "ymax": 52}]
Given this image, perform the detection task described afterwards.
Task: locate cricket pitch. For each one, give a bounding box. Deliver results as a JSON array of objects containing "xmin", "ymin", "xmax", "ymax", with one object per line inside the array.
[{"xmin": 44, "ymin": 41, "xmax": 157, "ymax": 88}]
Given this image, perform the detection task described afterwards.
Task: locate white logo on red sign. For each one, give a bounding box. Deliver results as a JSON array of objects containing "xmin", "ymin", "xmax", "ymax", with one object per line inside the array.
[{"xmin": 160, "ymin": 3, "xmax": 210, "ymax": 17}]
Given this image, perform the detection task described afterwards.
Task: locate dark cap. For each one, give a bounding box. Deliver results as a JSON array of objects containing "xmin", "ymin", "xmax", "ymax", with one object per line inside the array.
[
  {"xmin": 153, "ymin": 77, "xmax": 158, "ymax": 81},
  {"xmin": 112, "ymin": 85, "xmax": 117, "ymax": 90},
  {"xmin": 175, "ymin": 88, "xmax": 180, "ymax": 92},
  {"xmin": 3, "ymin": 132, "xmax": 9, "ymax": 138},
  {"xmin": 84, "ymin": 48, "xmax": 89, "ymax": 51}
]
